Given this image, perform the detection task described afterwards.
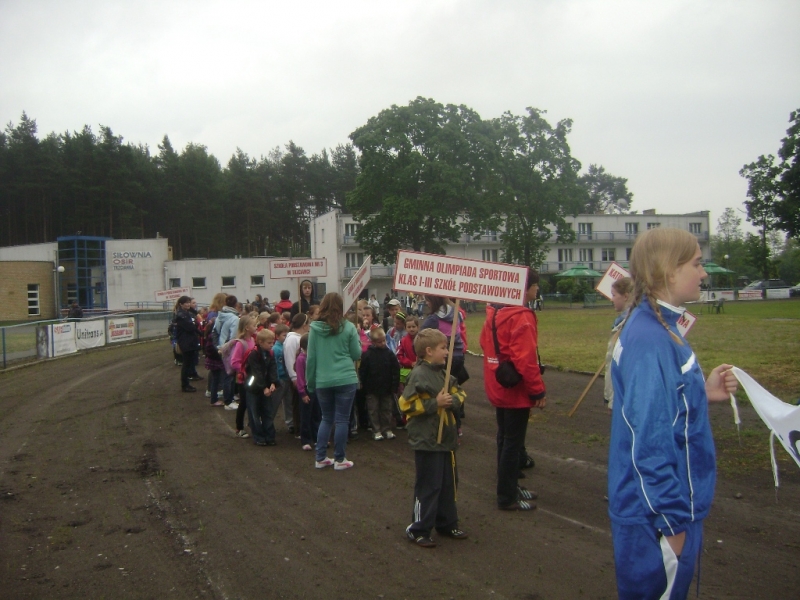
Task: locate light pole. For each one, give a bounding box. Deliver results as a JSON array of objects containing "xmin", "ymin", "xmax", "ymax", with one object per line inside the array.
[
  {"xmin": 724, "ymin": 254, "xmax": 730, "ymax": 288},
  {"xmin": 53, "ymin": 265, "xmax": 65, "ymax": 318}
]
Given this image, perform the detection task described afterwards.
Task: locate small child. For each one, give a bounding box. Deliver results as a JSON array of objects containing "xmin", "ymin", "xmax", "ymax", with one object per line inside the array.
[
  {"xmin": 397, "ymin": 315, "xmax": 419, "ymax": 369},
  {"xmin": 359, "ymin": 328, "xmax": 401, "ymax": 441},
  {"xmin": 281, "ymin": 311, "xmax": 292, "ymax": 326},
  {"xmin": 267, "ymin": 312, "xmax": 281, "ymax": 331},
  {"xmin": 604, "ymin": 277, "xmax": 633, "ymax": 410},
  {"xmin": 400, "ymin": 328, "xmax": 468, "ymax": 548},
  {"xmin": 295, "ymin": 333, "xmax": 321, "ymax": 450},
  {"xmin": 307, "ymin": 305, "xmax": 320, "ymax": 321},
  {"xmin": 272, "ymin": 324, "xmax": 292, "ymax": 432},
  {"xmin": 256, "ymin": 311, "xmax": 270, "ymax": 332},
  {"xmin": 386, "ymin": 311, "xmax": 407, "ymax": 353},
  {"xmin": 244, "ymin": 329, "xmax": 279, "ymax": 446}
]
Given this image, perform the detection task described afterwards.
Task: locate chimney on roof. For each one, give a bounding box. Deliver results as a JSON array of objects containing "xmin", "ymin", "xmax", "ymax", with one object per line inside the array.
[{"xmin": 642, "ymin": 209, "xmax": 657, "ymax": 215}]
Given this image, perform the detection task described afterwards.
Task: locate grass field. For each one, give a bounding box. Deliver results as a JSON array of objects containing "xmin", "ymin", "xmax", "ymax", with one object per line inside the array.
[{"xmin": 465, "ymin": 299, "xmax": 800, "ymax": 400}]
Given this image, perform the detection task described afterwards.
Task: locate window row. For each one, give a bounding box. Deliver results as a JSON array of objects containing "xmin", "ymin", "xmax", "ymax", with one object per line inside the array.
[{"xmin": 169, "ymin": 275, "xmax": 266, "ymax": 289}]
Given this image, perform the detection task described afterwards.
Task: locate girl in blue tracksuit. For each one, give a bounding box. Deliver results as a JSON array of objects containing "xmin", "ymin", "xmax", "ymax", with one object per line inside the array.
[{"xmin": 608, "ymin": 228, "xmax": 738, "ymax": 600}]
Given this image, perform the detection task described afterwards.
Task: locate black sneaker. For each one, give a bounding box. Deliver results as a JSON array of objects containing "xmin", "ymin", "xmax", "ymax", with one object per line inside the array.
[
  {"xmin": 406, "ymin": 529, "xmax": 436, "ymax": 548},
  {"xmin": 436, "ymin": 528, "xmax": 469, "ymax": 540},
  {"xmin": 517, "ymin": 486, "xmax": 538, "ymax": 501},
  {"xmin": 182, "ymin": 386, "xmax": 197, "ymax": 393}
]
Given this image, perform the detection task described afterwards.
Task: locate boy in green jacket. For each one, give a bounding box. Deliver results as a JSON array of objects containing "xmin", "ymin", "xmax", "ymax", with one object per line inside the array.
[{"xmin": 399, "ymin": 328, "xmax": 468, "ymax": 548}]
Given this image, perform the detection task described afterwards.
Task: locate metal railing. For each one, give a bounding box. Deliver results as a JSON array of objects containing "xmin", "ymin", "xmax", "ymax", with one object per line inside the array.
[{"xmin": 1, "ymin": 311, "xmax": 172, "ymax": 370}]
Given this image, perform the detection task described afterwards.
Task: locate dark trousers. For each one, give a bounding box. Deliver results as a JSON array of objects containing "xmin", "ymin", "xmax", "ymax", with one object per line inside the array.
[
  {"xmin": 407, "ymin": 450, "xmax": 459, "ymax": 537},
  {"xmin": 247, "ymin": 388, "xmax": 281, "ymax": 444},
  {"xmin": 235, "ymin": 383, "xmax": 247, "ymax": 431},
  {"xmin": 207, "ymin": 369, "xmax": 222, "ymax": 403},
  {"xmin": 180, "ymin": 350, "xmax": 196, "ymax": 388},
  {"xmin": 299, "ymin": 391, "xmax": 321, "ymax": 446},
  {"xmin": 496, "ymin": 407, "xmax": 530, "ymax": 507}
]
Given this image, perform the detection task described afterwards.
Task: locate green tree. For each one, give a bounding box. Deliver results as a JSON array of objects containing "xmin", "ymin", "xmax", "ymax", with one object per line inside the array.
[
  {"xmin": 775, "ymin": 238, "xmax": 800, "ymax": 284},
  {"xmin": 710, "ymin": 207, "xmax": 753, "ymax": 285},
  {"xmin": 776, "ymin": 108, "xmax": 800, "ymax": 239},
  {"xmin": 347, "ymin": 97, "xmax": 497, "ymax": 265},
  {"xmin": 493, "ymin": 108, "xmax": 586, "ymax": 266},
  {"xmin": 740, "ymin": 154, "xmax": 782, "ymax": 280},
  {"xmin": 578, "ymin": 164, "xmax": 633, "ymax": 214}
]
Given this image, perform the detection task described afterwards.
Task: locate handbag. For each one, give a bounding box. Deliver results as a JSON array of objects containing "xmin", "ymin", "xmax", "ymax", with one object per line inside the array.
[{"xmin": 492, "ymin": 308, "xmax": 523, "ymax": 388}]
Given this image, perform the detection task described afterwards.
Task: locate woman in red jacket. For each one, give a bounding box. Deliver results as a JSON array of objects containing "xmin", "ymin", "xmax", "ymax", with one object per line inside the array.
[{"xmin": 479, "ymin": 268, "xmax": 546, "ymax": 511}]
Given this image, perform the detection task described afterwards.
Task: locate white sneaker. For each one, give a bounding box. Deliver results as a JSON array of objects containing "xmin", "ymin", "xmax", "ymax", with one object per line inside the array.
[
  {"xmin": 373, "ymin": 433, "xmax": 384, "ymax": 441},
  {"xmin": 205, "ymin": 390, "xmax": 211, "ymax": 398},
  {"xmin": 334, "ymin": 458, "xmax": 354, "ymax": 470},
  {"xmin": 384, "ymin": 431, "xmax": 396, "ymax": 440},
  {"xmin": 225, "ymin": 402, "xmax": 239, "ymax": 411},
  {"xmin": 233, "ymin": 394, "xmax": 240, "ymax": 401},
  {"xmin": 315, "ymin": 457, "xmax": 334, "ymax": 469}
]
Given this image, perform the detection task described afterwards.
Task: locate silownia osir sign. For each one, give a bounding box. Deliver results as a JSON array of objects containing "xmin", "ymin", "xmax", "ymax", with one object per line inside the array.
[{"xmin": 392, "ymin": 250, "xmax": 528, "ymax": 306}]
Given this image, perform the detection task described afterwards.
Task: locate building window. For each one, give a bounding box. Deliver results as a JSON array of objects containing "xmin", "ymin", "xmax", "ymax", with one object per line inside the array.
[
  {"xmin": 169, "ymin": 278, "xmax": 181, "ymax": 288},
  {"xmin": 67, "ymin": 283, "xmax": 78, "ymax": 305},
  {"xmin": 346, "ymin": 253, "xmax": 364, "ymax": 268},
  {"xmin": 558, "ymin": 248, "xmax": 573, "ymax": 270},
  {"xmin": 602, "ymin": 248, "xmax": 616, "ymax": 262},
  {"xmin": 27, "ymin": 284, "xmax": 40, "ymax": 316},
  {"xmin": 579, "ymin": 248, "xmax": 593, "ymax": 264},
  {"xmin": 626, "ymin": 247, "xmax": 632, "ymax": 260},
  {"xmin": 192, "ymin": 277, "xmax": 206, "ymax": 288},
  {"xmin": 578, "ymin": 223, "xmax": 593, "ymax": 240},
  {"xmin": 221, "ymin": 276, "xmax": 235, "ymax": 288},
  {"xmin": 625, "ymin": 222, "xmax": 638, "ymax": 236},
  {"xmin": 482, "ymin": 249, "xmax": 498, "ymax": 262},
  {"xmin": 689, "ymin": 222, "xmax": 702, "ymax": 234},
  {"xmin": 345, "ymin": 223, "xmax": 359, "ymax": 237},
  {"xmin": 251, "ymin": 275, "xmax": 265, "ymax": 287},
  {"xmin": 646, "ymin": 222, "xmax": 661, "ymax": 229},
  {"xmin": 321, "ymin": 228, "xmax": 325, "ymax": 243},
  {"xmin": 483, "ymin": 230, "xmax": 498, "ymax": 241}
]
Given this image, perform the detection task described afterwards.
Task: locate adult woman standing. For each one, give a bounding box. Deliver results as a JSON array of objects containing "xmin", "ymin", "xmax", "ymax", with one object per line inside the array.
[
  {"xmin": 307, "ymin": 293, "xmax": 362, "ymax": 470},
  {"xmin": 608, "ymin": 228, "xmax": 736, "ymax": 599},
  {"xmin": 479, "ymin": 269, "xmax": 545, "ymax": 511},
  {"xmin": 174, "ymin": 296, "xmax": 201, "ymax": 392}
]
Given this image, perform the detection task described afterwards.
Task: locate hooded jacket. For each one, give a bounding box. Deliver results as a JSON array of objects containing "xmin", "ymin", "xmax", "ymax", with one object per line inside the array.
[
  {"xmin": 306, "ymin": 319, "xmax": 362, "ymax": 392},
  {"xmin": 608, "ymin": 298, "xmax": 715, "ymax": 536},
  {"xmin": 213, "ymin": 306, "xmax": 239, "ymax": 347},
  {"xmin": 399, "ymin": 360, "xmax": 465, "ymax": 452},
  {"xmin": 479, "ymin": 304, "xmax": 546, "ymax": 408}
]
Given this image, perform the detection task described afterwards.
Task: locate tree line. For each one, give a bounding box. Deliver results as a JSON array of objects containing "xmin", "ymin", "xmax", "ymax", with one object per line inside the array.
[{"xmin": 0, "ymin": 98, "xmax": 636, "ymax": 262}]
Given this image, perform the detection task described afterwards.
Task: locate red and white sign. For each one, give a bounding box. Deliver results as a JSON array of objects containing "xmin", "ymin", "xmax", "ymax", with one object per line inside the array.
[
  {"xmin": 50, "ymin": 322, "xmax": 78, "ymax": 357},
  {"xmin": 738, "ymin": 290, "xmax": 762, "ymax": 300},
  {"xmin": 155, "ymin": 287, "xmax": 190, "ymax": 303},
  {"xmin": 676, "ymin": 310, "xmax": 697, "ymax": 337},
  {"xmin": 393, "ymin": 251, "xmax": 528, "ymax": 306},
  {"xmin": 596, "ymin": 262, "xmax": 631, "ymax": 300},
  {"xmin": 342, "ymin": 256, "xmax": 371, "ymax": 311},
  {"xmin": 268, "ymin": 258, "xmax": 327, "ymax": 279},
  {"xmin": 108, "ymin": 317, "xmax": 136, "ymax": 343}
]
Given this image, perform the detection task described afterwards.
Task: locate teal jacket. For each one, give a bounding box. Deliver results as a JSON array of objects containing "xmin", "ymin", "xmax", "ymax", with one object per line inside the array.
[{"xmin": 306, "ymin": 319, "xmax": 361, "ymax": 392}]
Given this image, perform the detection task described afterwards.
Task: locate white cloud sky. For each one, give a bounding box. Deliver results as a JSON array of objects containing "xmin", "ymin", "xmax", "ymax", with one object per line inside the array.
[{"xmin": 2, "ymin": 0, "xmax": 798, "ymax": 232}]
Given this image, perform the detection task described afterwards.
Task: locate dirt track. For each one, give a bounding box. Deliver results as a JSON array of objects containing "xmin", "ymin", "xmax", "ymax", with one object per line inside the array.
[{"xmin": 1, "ymin": 341, "xmax": 798, "ymax": 599}]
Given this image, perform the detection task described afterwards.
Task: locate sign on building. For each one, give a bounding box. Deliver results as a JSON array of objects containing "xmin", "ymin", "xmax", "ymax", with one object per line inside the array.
[
  {"xmin": 108, "ymin": 317, "xmax": 136, "ymax": 343},
  {"xmin": 268, "ymin": 258, "xmax": 327, "ymax": 279},
  {"xmin": 155, "ymin": 287, "xmax": 191, "ymax": 303},
  {"xmin": 342, "ymin": 256, "xmax": 371, "ymax": 311}
]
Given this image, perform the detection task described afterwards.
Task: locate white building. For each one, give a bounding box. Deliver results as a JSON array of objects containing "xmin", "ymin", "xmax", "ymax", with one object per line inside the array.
[{"xmin": 310, "ymin": 209, "xmax": 711, "ymax": 300}]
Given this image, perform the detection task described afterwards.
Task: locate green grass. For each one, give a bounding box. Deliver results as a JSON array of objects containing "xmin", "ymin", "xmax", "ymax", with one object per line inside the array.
[{"xmin": 465, "ymin": 299, "xmax": 800, "ymax": 399}]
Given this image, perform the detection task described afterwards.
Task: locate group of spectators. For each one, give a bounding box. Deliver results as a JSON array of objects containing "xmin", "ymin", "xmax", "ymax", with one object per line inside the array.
[{"xmin": 168, "ymin": 228, "xmax": 739, "ymax": 600}]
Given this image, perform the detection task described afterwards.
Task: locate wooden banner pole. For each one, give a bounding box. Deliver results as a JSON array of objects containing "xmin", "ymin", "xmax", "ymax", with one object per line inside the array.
[
  {"xmin": 437, "ymin": 298, "xmax": 460, "ymax": 444},
  {"xmin": 567, "ymin": 358, "xmax": 607, "ymax": 417}
]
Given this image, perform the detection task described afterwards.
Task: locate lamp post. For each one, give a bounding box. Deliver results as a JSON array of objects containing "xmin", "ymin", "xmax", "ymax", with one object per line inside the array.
[
  {"xmin": 53, "ymin": 265, "xmax": 65, "ymax": 319},
  {"xmin": 724, "ymin": 254, "xmax": 730, "ymax": 288}
]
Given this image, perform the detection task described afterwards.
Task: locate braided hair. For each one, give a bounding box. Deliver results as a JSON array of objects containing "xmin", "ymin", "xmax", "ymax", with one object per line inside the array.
[{"xmin": 627, "ymin": 228, "xmax": 699, "ymax": 345}]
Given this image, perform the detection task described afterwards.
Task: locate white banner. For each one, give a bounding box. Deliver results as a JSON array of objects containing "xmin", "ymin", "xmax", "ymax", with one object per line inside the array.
[
  {"xmin": 155, "ymin": 287, "xmax": 190, "ymax": 303},
  {"xmin": 50, "ymin": 322, "xmax": 78, "ymax": 357},
  {"xmin": 393, "ymin": 251, "xmax": 528, "ymax": 306},
  {"xmin": 268, "ymin": 258, "xmax": 327, "ymax": 279},
  {"xmin": 596, "ymin": 262, "xmax": 630, "ymax": 300},
  {"xmin": 342, "ymin": 256, "xmax": 371, "ymax": 312},
  {"xmin": 76, "ymin": 319, "xmax": 106, "ymax": 349},
  {"xmin": 700, "ymin": 290, "xmax": 735, "ymax": 302},
  {"xmin": 732, "ymin": 367, "xmax": 800, "ymax": 472},
  {"xmin": 766, "ymin": 288, "xmax": 791, "ymax": 300},
  {"xmin": 738, "ymin": 290, "xmax": 762, "ymax": 300},
  {"xmin": 676, "ymin": 310, "xmax": 697, "ymax": 338},
  {"xmin": 108, "ymin": 317, "xmax": 136, "ymax": 343}
]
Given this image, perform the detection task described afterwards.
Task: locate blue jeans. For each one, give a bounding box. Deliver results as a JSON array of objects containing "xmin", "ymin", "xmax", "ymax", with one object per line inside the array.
[
  {"xmin": 222, "ymin": 371, "xmax": 235, "ymax": 405},
  {"xmin": 208, "ymin": 369, "xmax": 222, "ymax": 404},
  {"xmin": 315, "ymin": 383, "xmax": 358, "ymax": 462}
]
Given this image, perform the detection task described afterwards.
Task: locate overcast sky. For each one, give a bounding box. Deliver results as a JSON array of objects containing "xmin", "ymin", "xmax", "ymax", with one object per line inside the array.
[{"xmin": 2, "ymin": 0, "xmax": 798, "ymax": 233}]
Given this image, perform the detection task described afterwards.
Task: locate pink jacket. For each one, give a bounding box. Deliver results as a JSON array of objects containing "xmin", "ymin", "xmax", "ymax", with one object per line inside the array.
[{"xmin": 230, "ymin": 338, "xmax": 256, "ymax": 373}]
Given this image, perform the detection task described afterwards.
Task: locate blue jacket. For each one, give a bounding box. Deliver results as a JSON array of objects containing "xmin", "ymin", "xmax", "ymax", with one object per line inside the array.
[
  {"xmin": 608, "ymin": 298, "xmax": 715, "ymax": 536},
  {"xmin": 273, "ymin": 341, "xmax": 289, "ymax": 381},
  {"xmin": 213, "ymin": 307, "xmax": 239, "ymax": 347}
]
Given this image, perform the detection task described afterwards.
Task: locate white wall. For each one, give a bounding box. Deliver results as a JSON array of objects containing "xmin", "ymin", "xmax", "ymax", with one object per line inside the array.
[
  {"xmin": 0, "ymin": 242, "xmax": 57, "ymax": 262},
  {"xmin": 311, "ymin": 210, "xmax": 342, "ymax": 297},
  {"xmin": 165, "ymin": 257, "xmax": 321, "ymax": 308},
  {"xmin": 105, "ymin": 239, "xmax": 171, "ymax": 310}
]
